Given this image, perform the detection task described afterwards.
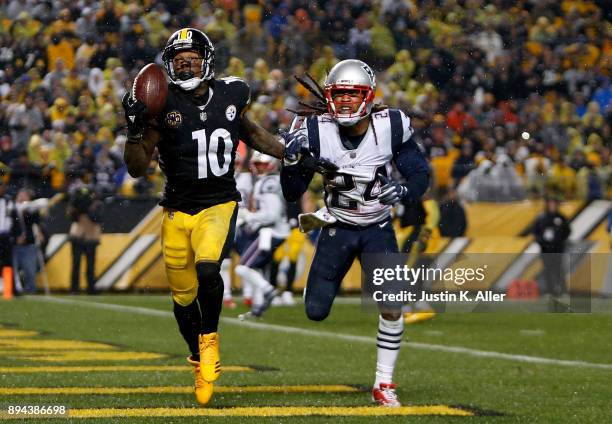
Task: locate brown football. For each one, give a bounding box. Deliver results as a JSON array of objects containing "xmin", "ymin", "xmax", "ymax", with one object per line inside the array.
[{"xmin": 132, "ymin": 63, "xmax": 168, "ymax": 119}]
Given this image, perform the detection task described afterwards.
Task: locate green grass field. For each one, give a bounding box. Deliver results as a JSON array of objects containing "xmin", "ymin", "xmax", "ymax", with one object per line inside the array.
[{"xmin": 0, "ymin": 294, "xmax": 611, "ymax": 423}]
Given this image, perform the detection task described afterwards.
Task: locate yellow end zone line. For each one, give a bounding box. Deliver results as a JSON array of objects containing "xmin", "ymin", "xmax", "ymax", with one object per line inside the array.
[
  {"xmin": 1, "ymin": 385, "xmax": 360, "ymax": 395},
  {"xmin": 0, "ymin": 406, "xmax": 473, "ymax": 419},
  {"xmin": 0, "ymin": 365, "xmax": 253, "ymax": 373}
]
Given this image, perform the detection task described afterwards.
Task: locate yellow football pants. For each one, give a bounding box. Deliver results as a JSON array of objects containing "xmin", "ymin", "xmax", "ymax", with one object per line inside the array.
[
  {"xmin": 273, "ymin": 228, "xmax": 307, "ymax": 263},
  {"xmin": 161, "ymin": 201, "xmax": 237, "ymax": 306}
]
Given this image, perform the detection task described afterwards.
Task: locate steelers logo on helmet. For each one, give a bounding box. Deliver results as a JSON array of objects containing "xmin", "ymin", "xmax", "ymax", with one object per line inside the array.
[
  {"xmin": 324, "ymin": 59, "xmax": 376, "ymax": 127},
  {"xmin": 162, "ymin": 28, "xmax": 215, "ymax": 91}
]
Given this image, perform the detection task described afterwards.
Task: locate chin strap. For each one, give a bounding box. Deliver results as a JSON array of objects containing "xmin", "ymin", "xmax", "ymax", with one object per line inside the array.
[{"xmin": 177, "ymin": 77, "xmax": 207, "ymax": 91}]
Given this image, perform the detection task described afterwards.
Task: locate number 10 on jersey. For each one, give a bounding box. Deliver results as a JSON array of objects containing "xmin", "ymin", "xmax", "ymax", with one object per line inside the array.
[{"xmin": 192, "ymin": 128, "xmax": 233, "ymax": 179}]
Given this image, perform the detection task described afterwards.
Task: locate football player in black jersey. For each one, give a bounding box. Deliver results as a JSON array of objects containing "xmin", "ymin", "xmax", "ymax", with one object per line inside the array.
[{"xmin": 121, "ymin": 28, "xmax": 293, "ymax": 406}]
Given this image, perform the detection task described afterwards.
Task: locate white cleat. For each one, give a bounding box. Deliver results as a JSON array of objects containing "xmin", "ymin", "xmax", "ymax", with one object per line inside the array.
[
  {"xmin": 281, "ymin": 291, "xmax": 296, "ymax": 306},
  {"xmin": 238, "ymin": 311, "xmax": 259, "ymax": 321}
]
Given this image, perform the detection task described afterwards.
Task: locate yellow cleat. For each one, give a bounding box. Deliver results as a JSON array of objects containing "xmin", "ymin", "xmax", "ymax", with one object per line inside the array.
[
  {"xmin": 403, "ymin": 310, "xmax": 436, "ymax": 324},
  {"xmin": 187, "ymin": 356, "xmax": 213, "ymax": 405},
  {"xmin": 199, "ymin": 332, "xmax": 221, "ymax": 382}
]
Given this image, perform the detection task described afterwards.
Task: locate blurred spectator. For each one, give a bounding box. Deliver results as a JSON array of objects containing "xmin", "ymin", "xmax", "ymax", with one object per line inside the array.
[
  {"xmin": 205, "ymin": 9, "xmax": 237, "ymax": 44},
  {"xmin": 123, "ymin": 37, "xmax": 156, "ymax": 70},
  {"xmin": 48, "ymin": 97, "xmax": 73, "ymax": 128},
  {"xmin": 89, "ymin": 41, "xmax": 117, "ymax": 70},
  {"xmin": 8, "ymin": 152, "xmax": 42, "ymax": 197},
  {"xmin": 308, "ymin": 46, "xmax": 338, "ymax": 84},
  {"xmin": 426, "ymin": 50, "xmax": 455, "ymax": 89},
  {"xmin": 548, "ymin": 158, "xmax": 577, "ymax": 198},
  {"xmin": 95, "ymin": 0, "xmax": 120, "ymax": 37},
  {"xmin": 204, "ymin": 14, "xmax": 234, "ymax": 71},
  {"xmin": 265, "ymin": 4, "xmax": 289, "ymax": 44},
  {"xmin": 592, "ymin": 79, "xmax": 611, "ymax": 112},
  {"xmin": 47, "ymin": 35, "xmax": 75, "ymax": 72},
  {"xmin": 524, "ymin": 144, "xmax": 552, "ymax": 197},
  {"xmin": 93, "ymin": 145, "xmax": 117, "ymax": 198},
  {"xmin": 438, "ymin": 188, "xmax": 467, "ymax": 238},
  {"xmin": 533, "ymin": 196, "xmax": 571, "ymax": 296},
  {"xmin": 386, "ymin": 50, "xmax": 415, "ymax": 90},
  {"xmin": 458, "ymin": 154, "xmax": 525, "ymax": 202},
  {"xmin": 10, "ymin": 188, "xmax": 43, "ymax": 293},
  {"xmin": 10, "ymin": 12, "xmax": 42, "ymax": 40},
  {"xmin": 370, "ymin": 13, "xmax": 397, "ymax": 68},
  {"xmin": 447, "ymin": 103, "xmax": 477, "ymax": 134},
  {"xmin": 0, "ymin": 136, "xmax": 18, "ymax": 167},
  {"xmin": 347, "ymin": 14, "xmax": 371, "ymax": 63},
  {"xmin": 67, "ymin": 185, "xmax": 101, "ymax": 294},
  {"xmin": 224, "ymin": 57, "xmax": 245, "ymax": 79},
  {"xmin": 451, "ymin": 142, "xmax": 476, "ymax": 186},
  {"xmin": 581, "ymin": 101, "xmax": 605, "ymax": 130},
  {"xmin": 46, "ymin": 8, "xmax": 76, "ymax": 39},
  {"xmin": 75, "ymin": 9, "xmax": 98, "ymax": 41},
  {"xmin": 7, "ymin": 93, "xmax": 44, "ymax": 151}
]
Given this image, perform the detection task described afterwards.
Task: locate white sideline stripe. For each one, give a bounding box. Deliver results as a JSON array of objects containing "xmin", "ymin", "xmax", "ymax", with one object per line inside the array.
[
  {"xmin": 35, "ymin": 296, "xmax": 173, "ymax": 317},
  {"xmin": 31, "ymin": 297, "xmax": 612, "ymax": 371},
  {"xmin": 431, "ymin": 238, "xmax": 469, "ymax": 271},
  {"xmin": 45, "ymin": 234, "xmax": 68, "ymax": 258},
  {"xmin": 569, "ymin": 200, "xmax": 610, "ymax": 241},
  {"xmin": 95, "ymin": 235, "xmax": 158, "ymax": 290},
  {"xmin": 493, "ymin": 242, "xmax": 540, "ymax": 292},
  {"xmin": 94, "ymin": 206, "xmax": 161, "ymax": 291}
]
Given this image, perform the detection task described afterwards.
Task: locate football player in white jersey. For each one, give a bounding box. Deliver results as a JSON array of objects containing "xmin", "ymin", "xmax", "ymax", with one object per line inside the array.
[
  {"xmin": 220, "ymin": 149, "xmax": 254, "ymax": 309},
  {"xmin": 280, "ymin": 60, "xmax": 430, "ymax": 407},
  {"xmin": 235, "ymin": 152, "xmax": 291, "ymax": 319}
]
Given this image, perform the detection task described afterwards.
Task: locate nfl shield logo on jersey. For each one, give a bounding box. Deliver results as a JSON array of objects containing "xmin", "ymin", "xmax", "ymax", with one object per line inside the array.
[
  {"xmin": 328, "ymin": 228, "xmax": 336, "ymax": 237},
  {"xmin": 197, "ymin": 105, "xmax": 208, "ymax": 122}
]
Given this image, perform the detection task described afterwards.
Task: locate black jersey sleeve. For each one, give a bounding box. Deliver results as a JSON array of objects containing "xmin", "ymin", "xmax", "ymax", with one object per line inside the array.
[{"xmin": 218, "ymin": 77, "xmax": 251, "ymax": 114}]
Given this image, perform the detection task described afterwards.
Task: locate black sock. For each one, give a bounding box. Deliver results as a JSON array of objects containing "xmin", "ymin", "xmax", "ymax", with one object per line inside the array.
[
  {"xmin": 173, "ymin": 300, "xmax": 201, "ymax": 360},
  {"xmin": 196, "ymin": 262, "xmax": 224, "ymax": 334},
  {"xmin": 286, "ymin": 262, "xmax": 297, "ymax": 292},
  {"xmin": 269, "ymin": 261, "xmax": 279, "ymax": 288}
]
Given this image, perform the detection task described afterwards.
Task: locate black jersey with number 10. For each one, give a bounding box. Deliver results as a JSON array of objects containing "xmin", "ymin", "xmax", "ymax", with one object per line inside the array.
[{"xmin": 156, "ymin": 77, "xmax": 250, "ymax": 214}]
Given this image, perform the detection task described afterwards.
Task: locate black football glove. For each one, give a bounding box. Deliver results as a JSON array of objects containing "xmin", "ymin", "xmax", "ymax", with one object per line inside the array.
[
  {"xmin": 279, "ymin": 128, "xmax": 308, "ymax": 165},
  {"xmin": 300, "ymin": 152, "xmax": 338, "ymax": 175},
  {"xmin": 121, "ymin": 92, "xmax": 148, "ymax": 138},
  {"xmin": 377, "ymin": 173, "xmax": 408, "ymax": 205}
]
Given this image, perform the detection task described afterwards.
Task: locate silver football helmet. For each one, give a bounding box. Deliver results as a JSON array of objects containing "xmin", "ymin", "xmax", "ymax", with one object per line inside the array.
[
  {"xmin": 250, "ymin": 151, "xmax": 278, "ymax": 174},
  {"xmin": 324, "ymin": 59, "xmax": 376, "ymax": 126}
]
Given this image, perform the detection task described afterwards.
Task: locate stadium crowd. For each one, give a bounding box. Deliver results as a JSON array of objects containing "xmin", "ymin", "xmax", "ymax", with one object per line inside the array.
[{"xmin": 0, "ymin": 0, "xmax": 610, "ymax": 204}]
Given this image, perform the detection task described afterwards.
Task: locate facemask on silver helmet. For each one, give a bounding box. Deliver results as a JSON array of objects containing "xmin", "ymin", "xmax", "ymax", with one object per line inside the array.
[{"xmin": 324, "ymin": 59, "xmax": 376, "ymax": 126}]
